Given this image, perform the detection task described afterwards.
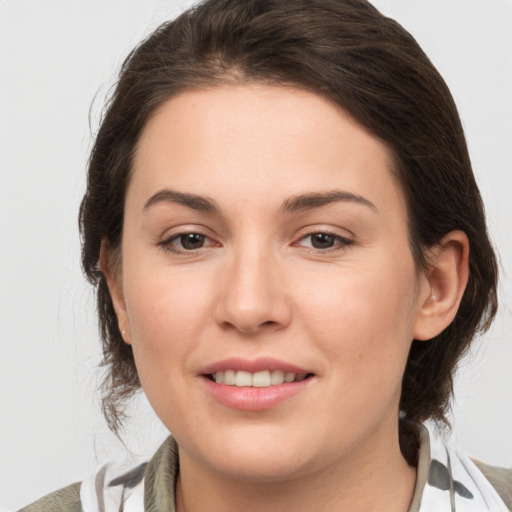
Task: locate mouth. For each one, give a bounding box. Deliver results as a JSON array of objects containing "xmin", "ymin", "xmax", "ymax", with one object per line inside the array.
[
  {"xmin": 205, "ymin": 369, "xmax": 315, "ymax": 387},
  {"xmin": 200, "ymin": 357, "xmax": 316, "ymax": 410}
]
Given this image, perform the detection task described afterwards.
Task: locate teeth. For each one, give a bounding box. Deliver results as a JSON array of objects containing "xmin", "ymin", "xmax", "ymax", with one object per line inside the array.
[
  {"xmin": 212, "ymin": 369, "xmax": 309, "ymax": 387},
  {"xmin": 253, "ymin": 370, "xmax": 271, "ymax": 387},
  {"xmin": 270, "ymin": 370, "xmax": 285, "ymax": 385},
  {"xmin": 235, "ymin": 371, "xmax": 252, "ymax": 387},
  {"xmin": 224, "ymin": 369, "xmax": 236, "ymax": 385}
]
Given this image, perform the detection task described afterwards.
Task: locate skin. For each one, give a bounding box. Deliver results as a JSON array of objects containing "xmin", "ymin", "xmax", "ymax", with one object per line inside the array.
[{"xmin": 103, "ymin": 84, "xmax": 469, "ymax": 511}]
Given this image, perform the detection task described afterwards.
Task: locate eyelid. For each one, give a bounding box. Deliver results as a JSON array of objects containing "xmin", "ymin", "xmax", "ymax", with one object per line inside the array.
[
  {"xmin": 292, "ymin": 228, "xmax": 355, "ymax": 253},
  {"xmin": 157, "ymin": 226, "xmax": 221, "ymax": 255},
  {"xmin": 155, "ymin": 225, "xmax": 354, "ymax": 255}
]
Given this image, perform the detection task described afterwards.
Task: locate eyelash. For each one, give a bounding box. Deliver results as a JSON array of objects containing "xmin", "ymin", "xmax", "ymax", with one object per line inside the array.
[
  {"xmin": 158, "ymin": 231, "xmax": 354, "ymax": 255},
  {"xmin": 295, "ymin": 232, "xmax": 354, "ymax": 253},
  {"xmin": 158, "ymin": 231, "xmax": 217, "ymax": 254}
]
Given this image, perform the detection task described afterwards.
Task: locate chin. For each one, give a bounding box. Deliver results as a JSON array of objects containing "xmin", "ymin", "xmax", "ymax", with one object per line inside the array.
[
  {"xmin": 211, "ymin": 449, "xmax": 312, "ymax": 483},
  {"xmin": 183, "ymin": 425, "xmax": 316, "ymax": 482}
]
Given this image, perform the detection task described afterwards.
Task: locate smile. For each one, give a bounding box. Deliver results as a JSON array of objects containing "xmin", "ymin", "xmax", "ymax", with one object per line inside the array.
[
  {"xmin": 210, "ymin": 370, "xmax": 310, "ymax": 387},
  {"xmin": 200, "ymin": 358, "xmax": 315, "ymax": 410}
]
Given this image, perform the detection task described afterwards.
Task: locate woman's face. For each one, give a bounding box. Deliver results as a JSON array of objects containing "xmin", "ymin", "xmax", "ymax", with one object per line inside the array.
[{"xmin": 111, "ymin": 84, "xmax": 432, "ymax": 481}]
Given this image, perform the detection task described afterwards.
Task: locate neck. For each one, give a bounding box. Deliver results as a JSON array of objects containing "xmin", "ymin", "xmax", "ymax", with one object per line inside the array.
[{"xmin": 176, "ymin": 422, "xmax": 417, "ymax": 512}]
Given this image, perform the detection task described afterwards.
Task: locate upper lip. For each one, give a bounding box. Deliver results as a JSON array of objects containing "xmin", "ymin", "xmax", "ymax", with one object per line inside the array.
[{"xmin": 200, "ymin": 357, "xmax": 311, "ymax": 375}]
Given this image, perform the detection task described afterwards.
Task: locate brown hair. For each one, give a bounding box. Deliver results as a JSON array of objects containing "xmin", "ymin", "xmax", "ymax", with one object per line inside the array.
[{"xmin": 80, "ymin": 0, "xmax": 498, "ymax": 461}]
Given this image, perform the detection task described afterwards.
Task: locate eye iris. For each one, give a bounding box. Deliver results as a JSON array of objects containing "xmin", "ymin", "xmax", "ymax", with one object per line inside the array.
[
  {"xmin": 311, "ymin": 233, "xmax": 335, "ymax": 249},
  {"xmin": 180, "ymin": 233, "xmax": 205, "ymax": 250}
]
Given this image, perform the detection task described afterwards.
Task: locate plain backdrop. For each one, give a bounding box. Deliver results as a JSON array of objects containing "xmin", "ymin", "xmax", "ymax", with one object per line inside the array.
[{"xmin": 1, "ymin": 0, "xmax": 511, "ymax": 509}]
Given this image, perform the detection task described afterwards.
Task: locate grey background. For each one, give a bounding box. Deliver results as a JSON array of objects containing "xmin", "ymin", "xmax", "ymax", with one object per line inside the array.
[{"xmin": 1, "ymin": 0, "xmax": 511, "ymax": 509}]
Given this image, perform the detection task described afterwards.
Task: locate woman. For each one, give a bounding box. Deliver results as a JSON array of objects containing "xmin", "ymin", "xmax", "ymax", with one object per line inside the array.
[{"xmin": 18, "ymin": 0, "xmax": 511, "ymax": 510}]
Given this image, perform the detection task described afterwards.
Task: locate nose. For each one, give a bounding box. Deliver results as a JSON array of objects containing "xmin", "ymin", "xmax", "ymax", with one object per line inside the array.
[{"xmin": 214, "ymin": 247, "xmax": 292, "ymax": 335}]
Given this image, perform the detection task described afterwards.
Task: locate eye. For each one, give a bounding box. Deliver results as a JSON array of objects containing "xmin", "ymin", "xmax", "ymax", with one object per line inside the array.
[
  {"xmin": 175, "ymin": 233, "xmax": 207, "ymax": 250},
  {"xmin": 159, "ymin": 232, "xmax": 217, "ymax": 254},
  {"xmin": 297, "ymin": 232, "xmax": 353, "ymax": 251}
]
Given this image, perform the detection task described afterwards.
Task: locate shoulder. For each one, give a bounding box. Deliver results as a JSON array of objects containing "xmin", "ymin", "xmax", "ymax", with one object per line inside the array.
[
  {"xmin": 17, "ymin": 436, "xmax": 179, "ymax": 512},
  {"xmin": 17, "ymin": 482, "xmax": 81, "ymax": 512},
  {"xmin": 472, "ymin": 459, "xmax": 512, "ymax": 510},
  {"xmin": 16, "ymin": 457, "xmax": 148, "ymax": 512},
  {"xmin": 412, "ymin": 421, "xmax": 512, "ymax": 512}
]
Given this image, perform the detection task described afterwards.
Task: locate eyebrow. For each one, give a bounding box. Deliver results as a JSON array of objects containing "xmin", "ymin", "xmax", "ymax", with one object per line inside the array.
[
  {"xmin": 279, "ymin": 190, "xmax": 377, "ymax": 214},
  {"xmin": 144, "ymin": 189, "xmax": 221, "ymax": 214},
  {"xmin": 143, "ymin": 188, "xmax": 376, "ymax": 215}
]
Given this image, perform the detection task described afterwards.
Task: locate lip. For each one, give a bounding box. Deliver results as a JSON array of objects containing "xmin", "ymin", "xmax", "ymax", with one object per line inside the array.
[
  {"xmin": 200, "ymin": 356, "xmax": 310, "ymax": 375},
  {"xmin": 202, "ymin": 377, "xmax": 312, "ymax": 411},
  {"xmin": 199, "ymin": 357, "xmax": 314, "ymax": 412}
]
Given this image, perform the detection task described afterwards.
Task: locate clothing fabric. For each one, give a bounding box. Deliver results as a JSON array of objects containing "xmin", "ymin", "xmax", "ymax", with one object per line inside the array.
[{"xmin": 19, "ymin": 423, "xmax": 512, "ymax": 512}]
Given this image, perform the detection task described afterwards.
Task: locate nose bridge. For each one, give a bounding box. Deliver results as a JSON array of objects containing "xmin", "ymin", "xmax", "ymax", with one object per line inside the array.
[{"xmin": 215, "ymin": 236, "xmax": 289, "ymax": 333}]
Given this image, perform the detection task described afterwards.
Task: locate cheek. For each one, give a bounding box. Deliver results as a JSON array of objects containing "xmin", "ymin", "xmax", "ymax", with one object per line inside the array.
[
  {"xmin": 121, "ymin": 265, "xmax": 218, "ymax": 427},
  {"xmin": 295, "ymin": 255, "xmax": 419, "ymax": 374},
  {"xmin": 122, "ymin": 263, "xmax": 215, "ymax": 375}
]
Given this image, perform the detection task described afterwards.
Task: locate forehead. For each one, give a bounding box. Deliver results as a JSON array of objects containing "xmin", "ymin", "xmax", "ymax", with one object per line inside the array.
[{"xmin": 130, "ymin": 84, "xmax": 404, "ymax": 218}]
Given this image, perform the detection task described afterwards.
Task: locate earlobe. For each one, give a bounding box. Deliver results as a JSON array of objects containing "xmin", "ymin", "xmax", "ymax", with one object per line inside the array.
[
  {"xmin": 99, "ymin": 240, "xmax": 131, "ymax": 344},
  {"xmin": 413, "ymin": 231, "xmax": 469, "ymax": 341}
]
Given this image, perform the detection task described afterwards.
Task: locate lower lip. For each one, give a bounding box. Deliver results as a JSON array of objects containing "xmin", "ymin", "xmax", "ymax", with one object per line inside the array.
[{"xmin": 202, "ymin": 377, "xmax": 312, "ymax": 411}]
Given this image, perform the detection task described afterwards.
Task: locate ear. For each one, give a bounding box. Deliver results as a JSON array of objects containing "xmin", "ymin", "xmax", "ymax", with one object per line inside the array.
[
  {"xmin": 99, "ymin": 240, "xmax": 131, "ymax": 344},
  {"xmin": 413, "ymin": 230, "xmax": 469, "ymax": 341}
]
